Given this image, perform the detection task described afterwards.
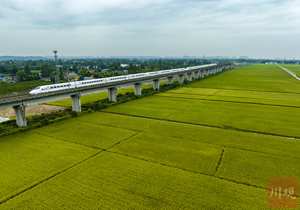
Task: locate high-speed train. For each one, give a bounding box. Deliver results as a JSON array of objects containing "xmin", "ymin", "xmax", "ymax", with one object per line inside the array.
[{"xmin": 30, "ymin": 63, "xmax": 217, "ymax": 95}]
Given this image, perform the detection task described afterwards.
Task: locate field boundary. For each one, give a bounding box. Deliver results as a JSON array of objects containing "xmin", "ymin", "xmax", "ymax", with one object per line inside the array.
[
  {"xmin": 182, "ymin": 86, "xmax": 300, "ymax": 95},
  {"xmin": 156, "ymin": 94, "xmax": 300, "ymax": 109},
  {"xmin": 100, "ymin": 111, "xmax": 300, "ymax": 143}
]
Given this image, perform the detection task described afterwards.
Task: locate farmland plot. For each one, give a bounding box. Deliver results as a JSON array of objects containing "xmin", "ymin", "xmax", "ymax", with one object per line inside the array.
[
  {"xmin": 0, "ymin": 132, "xmax": 98, "ymax": 204},
  {"xmin": 215, "ymin": 148, "xmax": 300, "ymax": 189},
  {"xmin": 186, "ymin": 64, "xmax": 300, "ymax": 93},
  {"xmin": 0, "ymin": 152, "xmax": 268, "ymax": 210},
  {"xmin": 145, "ymin": 121, "xmax": 300, "ymax": 159},
  {"xmin": 109, "ymin": 132, "xmax": 222, "ymax": 175},
  {"xmin": 76, "ymin": 112, "xmax": 158, "ymax": 131},
  {"xmin": 33, "ymin": 119, "xmax": 138, "ymax": 149}
]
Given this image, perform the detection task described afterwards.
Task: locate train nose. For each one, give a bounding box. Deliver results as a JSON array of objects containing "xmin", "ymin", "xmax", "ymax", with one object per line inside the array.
[{"xmin": 29, "ymin": 90, "xmax": 37, "ymax": 95}]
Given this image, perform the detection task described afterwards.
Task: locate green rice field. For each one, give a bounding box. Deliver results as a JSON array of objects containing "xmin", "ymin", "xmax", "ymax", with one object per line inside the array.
[{"xmin": 1, "ymin": 64, "xmax": 300, "ymax": 209}]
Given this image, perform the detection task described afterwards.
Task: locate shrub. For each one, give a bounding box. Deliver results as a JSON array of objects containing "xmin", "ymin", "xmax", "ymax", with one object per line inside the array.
[{"xmin": 40, "ymin": 118, "xmax": 50, "ymax": 126}]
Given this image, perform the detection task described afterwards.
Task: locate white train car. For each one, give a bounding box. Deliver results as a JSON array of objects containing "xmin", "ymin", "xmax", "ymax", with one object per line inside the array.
[
  {"xmin": 128, "ymin": 73, "xmax": 146, "ymax": 79},
  {"xmin": 159, "ymin": 70, "xmax": 172, "ymax": 75}
]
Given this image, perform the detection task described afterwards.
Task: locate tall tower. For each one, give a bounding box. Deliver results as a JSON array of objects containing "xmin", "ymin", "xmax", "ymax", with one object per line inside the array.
[{"xmin": 53, "ymin": 50, "xmax": 59, "ymax": 84}]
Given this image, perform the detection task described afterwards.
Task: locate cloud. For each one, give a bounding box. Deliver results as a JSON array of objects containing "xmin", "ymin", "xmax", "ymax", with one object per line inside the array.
[{"xmin": 0, "ymin": 0, "xmax": 300, "ymax": 58}]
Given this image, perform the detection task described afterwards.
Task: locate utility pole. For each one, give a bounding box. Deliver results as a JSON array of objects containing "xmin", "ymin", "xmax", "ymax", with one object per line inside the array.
[{"xmin": 53, "ymin": 50, "xmax": 59, "ymax": 84}]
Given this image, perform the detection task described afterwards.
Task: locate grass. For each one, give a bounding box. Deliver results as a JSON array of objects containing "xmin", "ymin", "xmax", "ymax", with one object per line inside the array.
[
  {"xmin": 0, "ymin": 152, "xmax": 268, "ymax": 210},
  {"xmin": 216, "ymin": 148, "xmax": 300, "ymax": 189},
  {"xmin": 33, "ymin": 118, "xmax": 138, "ymax": 149},
  {"xmin": 109, "ymin": 132, "xmax": 223, "ymax": 175},
  {"xmin": 0, "ymin": 131, "xmax": 98, "ymax": 204}
]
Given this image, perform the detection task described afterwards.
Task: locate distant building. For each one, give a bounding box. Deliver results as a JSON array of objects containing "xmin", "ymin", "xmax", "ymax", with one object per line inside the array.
[
  {"xmin": 121, "ymin": 64, "xmax": 129, "ymax": 67},
  {"xmin": 2, "ymin": 74, "xmax": 12, "ymax": 80},
  {"xmin": 0, "ymin": 77, "xmax": 6, "ymax": 81}
]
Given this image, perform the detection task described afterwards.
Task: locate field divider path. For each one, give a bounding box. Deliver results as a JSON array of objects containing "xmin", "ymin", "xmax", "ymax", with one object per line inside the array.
[
  {"xmin": 105, "ymin": 120, "xmax": 163, "ymax": 151},
  {"xmin": 183, "ymin": 86, "xmax": 300, "ymax": 94},
  {"xmin": 156, "ymin": 94, "xmax": 300, "ymax": 109},
  {"xmin": 163, "ymin": 102, "xmax": 196, "ymax": 119},
  {"xmin": 214, "ymin": 148, "xmax": 225, "ymax": 176},
  {"xmin": 106, "ymin": 150, "xmax": 274, "ymax": 193},
  {"xmin": 101, "ymin": 111, "xmax": 300, "ymax": 142},
  {"xmin": 75, "ymin": 118, "xmax": 143, "ymax": 132},
  {"xmin": 31, "ymin": 131, "xmax": 104, "ymax": 150},
  {"xmin": 142, "ymin": 129, "xmax": 300, "ymax": 160},
  {"xmin": 0, "ymin": 150, "xmax": 104, "ymax": 206}
]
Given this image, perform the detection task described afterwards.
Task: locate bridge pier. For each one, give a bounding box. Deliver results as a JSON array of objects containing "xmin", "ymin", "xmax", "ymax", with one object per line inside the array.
[
  {"xmin": 134, "ymin": 82, "xmax": 142, "ymax": 95},
  {"xmin": 178, "ymin": 74, "xmax": 184, "ymax": 83},
  {"xmin": 13, "ymin": 105, "xmax": 27, "ymax": 127},
  {"xmin": 167, "ymin": 76, "xmax": 173, "ymax": 85},
  {"xmin": 108, "ymin": 87, "xmax": 117, "ymax": 102},
  {"xmin": 194, "ymin": 71, "xmax": 199, "ymax": 78},
  {"xmin": 205, "ymin": 69, "xmax": 209, "ymax": 76},
  {"xmin": 71, "ymin": 93, "xmax": 81, "ymax": 112},
  {"xmin": 153, "ymin": 79, "xmax": 160, "ymax": 90},
  {"xmin": 200, "ymin": 70, "xmax": 204, "ymax": 78},
  {"xmin": 187, "ymin": 73, "xmax": 192, "ymax": 81}
]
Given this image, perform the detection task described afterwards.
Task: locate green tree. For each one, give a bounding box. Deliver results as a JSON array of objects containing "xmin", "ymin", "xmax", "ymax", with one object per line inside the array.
[
  {"xmin": 10, "ymin": 64, "xmax": 19, "ymax": 75},
  {"xmin": 16, "ymin": 70, "xmax": 27, "ymax": 81},
  {"xmin": 24, "ymin": 64, "xmax": 31, "ymax": 75}
]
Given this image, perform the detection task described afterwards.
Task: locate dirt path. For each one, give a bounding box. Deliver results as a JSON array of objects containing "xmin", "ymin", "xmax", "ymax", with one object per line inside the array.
[{"xmin": 0, "ymin": 104, "xmax": 65, "ymax": 118}]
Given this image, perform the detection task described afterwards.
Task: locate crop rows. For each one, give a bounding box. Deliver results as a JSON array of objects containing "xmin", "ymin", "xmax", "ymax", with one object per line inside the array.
[
  {"xmin": 0, "ymin": 152, "xmax": 267, "ymax": 210},
  {"xmin": 0, "ymin": 132, "xmax": 98, "ymax": 204}
]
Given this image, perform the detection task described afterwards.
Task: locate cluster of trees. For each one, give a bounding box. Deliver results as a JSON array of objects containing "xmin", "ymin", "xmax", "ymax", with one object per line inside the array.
[
  {"xmin": 16, "ymin": 64, "xmax": 40, "ymax": 81},
  {"xmin": 0, "ymin": 80, "xmax": 52, "ymax": 95},
  {"xmin": 41, "ymin": 63, "xmax": 53, "ymax": 77}
]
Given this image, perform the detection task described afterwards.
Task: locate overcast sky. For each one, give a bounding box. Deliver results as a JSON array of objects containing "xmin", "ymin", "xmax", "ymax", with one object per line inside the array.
[{"xmin": 1, "ymin": 0, "xmax": 300, "ymax": 59}]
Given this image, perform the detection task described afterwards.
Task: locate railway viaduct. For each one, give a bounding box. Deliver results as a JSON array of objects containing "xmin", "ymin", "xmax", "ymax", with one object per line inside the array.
[{"xmin": 0, "ymin": 62, "xmax": 245, "ymax": 127}]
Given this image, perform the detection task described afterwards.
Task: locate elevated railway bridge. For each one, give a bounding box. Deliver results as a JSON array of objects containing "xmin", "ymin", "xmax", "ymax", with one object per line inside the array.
[{"xmin": 0, "ymin": 62, "xmax": 247, "ymax": 127}]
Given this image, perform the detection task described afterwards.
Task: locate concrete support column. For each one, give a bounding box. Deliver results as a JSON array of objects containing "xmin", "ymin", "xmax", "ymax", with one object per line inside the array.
[
  {"xmin": 178, "ymin": 74, "xmax": 184, "ymax": 83},
  {"xmin": 108, "ymin": 87, "xmax": 117, "ymax": 102},
  {"xmin": 205, "ymin": 69, "xmax": 209, "ymax": 76},
  {"xmin": 134, "ymin": 82, "xmax": 142, "ymax": 95},
  {"xmin": 153, "ymin": 79, "xmax": 160, "ymax": 90},
  {"xmin": 71, "ymin": 93, "xmax": 81, "ymax": 112},
  {"xmin": 194, "ymin": 71, "xmax": 199, "ymax": 78},
  {"xmin": 187, "ymin": 73, "xmax": 192, "ymax": 81},
  {"xmin": 13, "ymin": 105, "xmax": 27, "ymax": 127},
  {"xmin": 200, "ymin": 71, "xmax": 205, "ymax": 78},
  {"xmin": 167, "ymin": 76, "xmax": 174, "ymax": 85}
]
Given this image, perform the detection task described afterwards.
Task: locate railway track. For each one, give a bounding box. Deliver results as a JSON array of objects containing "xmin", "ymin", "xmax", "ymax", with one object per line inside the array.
[{"xmin": 0, "ymin": 94, "xmax": 30, "ymax": 101}]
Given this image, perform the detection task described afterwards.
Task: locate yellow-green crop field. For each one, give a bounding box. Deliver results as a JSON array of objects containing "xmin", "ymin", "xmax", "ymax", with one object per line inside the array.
[{"xmin": 1, "ymin": 64, "xmax": 300, "ymax": 209}]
